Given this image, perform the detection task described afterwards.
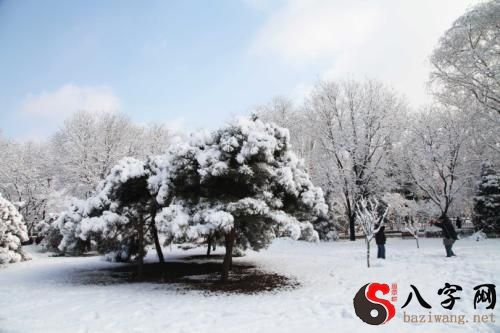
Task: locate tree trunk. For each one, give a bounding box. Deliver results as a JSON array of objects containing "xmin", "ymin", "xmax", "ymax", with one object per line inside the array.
[
  {"xmin": 229, "ymin": 248, "xmax": 233, "ymax": 271},
  {"xmin": 149, "ymin": 206, "xmax": 165, "ymax": 263},
  {"xmin": 207, "ymin": 236, "xmax": 212, "ymax": 257},
  {"xmin": 221, "ymin": 228, "xmax": 235, "ymax": 282},
  {"xmin": 416, "ymin": 237, "xmax": 420, "ymax": 249},
  {"xmin": 349, "ymin": 214, "xmax": 356, "ymax": 241},
  {"xmin": 137, "ymin": 218, "xmax": 144, "ymax": 280},
  {"xmin": 366, "ymin": 238, "xmax": 370, "ymax": 268},
  {"xmin": 345, "ymin": 196, "xmax": 356, "ymax": 241},
  {"xmin": 150, "ymin": 222, "xmax": 164, "ymax": 263},
  {"xmin": 85, "ymin": 237, "xmax": 92, "ymax": 252}
]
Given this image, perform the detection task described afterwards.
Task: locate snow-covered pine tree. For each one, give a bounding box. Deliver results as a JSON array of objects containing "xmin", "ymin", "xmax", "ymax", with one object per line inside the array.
[
  {"xmin": 56, "ymin": 140, "xmax": 205, "ymax": 278},
  {"xmin": 57, "ymin": 158, "xmax": 166, "ymax": 277},
  {"xmin": 57, "ymin": 118, "xmax": 327, "ymax": 281},
  {"xmin": 157, "ymin": 117, "xmax": 328, "ymax": 280},
  {"xmin": 473, "ymin": 162, "xmax": 500, "ymax": 234},
  {"xmin": 0, "ymin": 194, "xmax": 30, "ymax": 264}
]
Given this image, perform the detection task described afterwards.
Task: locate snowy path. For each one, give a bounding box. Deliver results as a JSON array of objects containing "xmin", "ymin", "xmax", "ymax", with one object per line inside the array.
[{"xmin": 0, "ymin": 238, "xmax": 499, "ymax": 333}]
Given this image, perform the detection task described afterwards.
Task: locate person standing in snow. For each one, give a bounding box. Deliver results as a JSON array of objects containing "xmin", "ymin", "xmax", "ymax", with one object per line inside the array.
[
  {"xmin": 432, "ymin": 215, "xmax": 458, "ymax": 257},
  {"xmin": 375, "ymin": 224, "xmax": 386, "ymax": 259},
  {"xmin": 455, "ymin": 216, "xmax": 462, "ymax": 229}
]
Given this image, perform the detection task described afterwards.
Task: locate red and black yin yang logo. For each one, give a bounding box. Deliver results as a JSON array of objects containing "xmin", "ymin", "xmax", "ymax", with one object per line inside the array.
[{"xmin": 353, "ymin": 283, "xmax": 396, "ymax": 325}]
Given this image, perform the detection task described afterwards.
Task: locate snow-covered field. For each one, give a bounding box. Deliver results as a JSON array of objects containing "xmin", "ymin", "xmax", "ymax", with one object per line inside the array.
[{"xmin": 0, "ymin": 237, "xmax": 499, "ymax": 333}]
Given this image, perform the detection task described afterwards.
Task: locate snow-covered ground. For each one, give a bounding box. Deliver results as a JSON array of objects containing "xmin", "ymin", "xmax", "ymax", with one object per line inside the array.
[{"xmin": 0, "ymin": 237, "xmax": 499, "ymax": 333}]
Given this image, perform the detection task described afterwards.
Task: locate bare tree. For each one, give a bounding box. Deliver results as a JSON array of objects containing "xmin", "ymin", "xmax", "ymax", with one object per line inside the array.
[
  {"xmin": 50, "ymin": 111, "xmax": 176, "ymax": 198},
  {"xmin": 306, "ymin": 80, "xmax": 407, "ymax": 240},
  {"xmin": 51, "ymin": 111, "xmax": 104, "ymax": 197},
  {"xmin": 0, "ymin": 139, "xmax": 55, "ymax": 236},
  {"xmin": 256, "ymin": 96, "xmax": 317, "ymax": 173},
  {"xmin": 1, "ymin": 111, "xmax": 177, "ymax": 238},
  {"xmin": 403, "ymin": 106, "xmax": 475, "ymax": 218},
  {"xmin": 430, "ymin": 0, "xmax": 500, "ymax": 115}
]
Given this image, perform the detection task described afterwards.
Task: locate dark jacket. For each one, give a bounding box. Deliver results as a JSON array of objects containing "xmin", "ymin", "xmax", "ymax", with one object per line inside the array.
[
  {"xmin": 375, "ymin": 226, "xmax": 386, "ymax": 245},
  {"xmin": 435, "ymin": 216, "xmax": 458, "ymax": 240}
]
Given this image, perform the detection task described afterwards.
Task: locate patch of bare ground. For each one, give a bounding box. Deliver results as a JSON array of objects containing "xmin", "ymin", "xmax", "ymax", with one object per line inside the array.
[{"xmin": 70, "ymin": 255, "xmax": 298, "ymax": 294}]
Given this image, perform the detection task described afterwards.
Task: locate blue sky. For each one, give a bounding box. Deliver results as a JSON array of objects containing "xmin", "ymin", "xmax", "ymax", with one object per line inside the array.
[{"xmin": 0, "ymin": 0, "xmax": 479, "ymax": 140}]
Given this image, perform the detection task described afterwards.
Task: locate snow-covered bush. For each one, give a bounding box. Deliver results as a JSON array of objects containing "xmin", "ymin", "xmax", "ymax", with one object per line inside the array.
[
  {"xmin": 468, "ymin": 230, "xmax": 487, "ymax": 242},
  {"xmin": 35, "ymin": 213, "xmax": 63, "ymax": 252},
  {"xmin": 0, "ymin": 194, "xmax": 30, "ymax": 264},
  {"xmin": 57, "ymin": 158, "xmax": 161, "ymax": 265},
  {"xmin": 56, "ymin": 199, "xmax": 92, "ymax": 255},
  {"xmin": 313, "ymin": 215, "xmax": 339, "ymax": 241}
]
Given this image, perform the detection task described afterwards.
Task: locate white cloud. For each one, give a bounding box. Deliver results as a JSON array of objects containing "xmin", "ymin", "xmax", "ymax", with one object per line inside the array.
[
  {"xmin": 251, "ymin": 0, "xmax": 379, "ymax": 62},
  {"xmin": 250, "ymin": 0, "xmax": 482, "ymax": 107},
  {"xmin": 16, "ymin": 84, "xmax": 120, "ymax": 141},
  {"xmin": 20, "ymin": 84, "xmax": 120, "ymax": 116},
  {"xmin": 242, "ymin": 0, "xmax": 277, "ymax": 11}
]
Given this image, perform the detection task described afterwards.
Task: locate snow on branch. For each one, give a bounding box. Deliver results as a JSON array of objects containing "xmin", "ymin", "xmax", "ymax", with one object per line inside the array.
[
  {"xmin": 355, "ymin": 198, "xmax": 387, "ymax": 243},
  {"xmin": 355, "ymin": 197, "xmax": 388, "ymax": 268}
]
